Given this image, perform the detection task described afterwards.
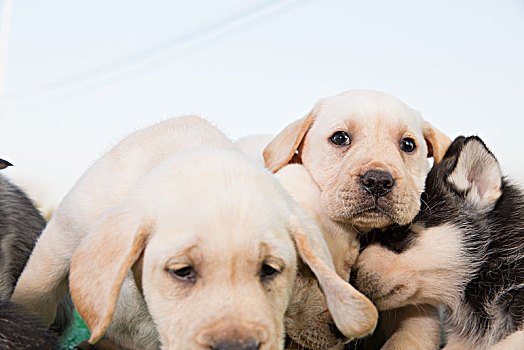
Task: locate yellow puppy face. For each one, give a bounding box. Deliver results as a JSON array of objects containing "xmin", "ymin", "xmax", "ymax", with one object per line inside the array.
[
  {"xmin": 264, "ymin": 90, "xmax": 450, "ymax": 231},
  {"xmin": 302, "ymin": 93, "xmax": 429, "ymax": 229},
  {"xmin": 143, "ymin": 198, "xmax": 296, "ymax": 349}
]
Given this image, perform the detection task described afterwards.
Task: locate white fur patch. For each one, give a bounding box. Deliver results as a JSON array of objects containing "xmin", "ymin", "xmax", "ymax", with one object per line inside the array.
[
  {"xmin": 447, "ymin": 140, "xmax": 502, "ymax": 208},
  {"xmin": 404, "ymin": 223, "xmax": 472, "ymax": 308}
]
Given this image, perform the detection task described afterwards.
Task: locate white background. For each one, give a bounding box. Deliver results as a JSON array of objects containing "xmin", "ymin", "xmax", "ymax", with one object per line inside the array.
[{"xmin": 0, "ymin": 0, "xmax": 523, "ymax": 210}]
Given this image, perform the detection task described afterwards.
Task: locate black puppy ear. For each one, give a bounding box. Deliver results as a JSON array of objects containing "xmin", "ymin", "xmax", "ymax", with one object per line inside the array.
[
  {"xmin": 447, "ymin": 137, "xmax": 501, "ymax": 209},
  {"xmin": 0, "ymin": 159, "xmax": 13, "ymax": 170}
]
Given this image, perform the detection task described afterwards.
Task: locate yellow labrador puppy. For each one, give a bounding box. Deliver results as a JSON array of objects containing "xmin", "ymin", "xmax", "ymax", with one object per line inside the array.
[
  {"xmin": 262, "ymin": 90, "xmax": 451, "ymax": 349},
  {"xmin": 13, "ymin": 116, "xmax": 377, "ymax": 349}
]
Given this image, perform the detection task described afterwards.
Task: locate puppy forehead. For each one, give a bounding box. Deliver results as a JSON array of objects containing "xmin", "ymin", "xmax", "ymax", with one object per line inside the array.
[
  {"xmin": 147, "ymin": 224, "xmax": 295, "ymax": 266},
  {"xmin": 314, "ymin": 90, "xmax": 422, "ymax": 132},
  {"xmin": 135, "ymin": 149, "xmax": 297, "ymax": 261},
  {"xmin": 148, "ymin": 191, "xmax": 295, "ymax": 263}
]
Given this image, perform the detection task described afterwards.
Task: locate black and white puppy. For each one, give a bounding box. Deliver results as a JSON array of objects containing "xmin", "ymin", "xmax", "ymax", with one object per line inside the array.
[{"xmin": 353, "ymin": 137, "xmax": 524, "ymax": 349}]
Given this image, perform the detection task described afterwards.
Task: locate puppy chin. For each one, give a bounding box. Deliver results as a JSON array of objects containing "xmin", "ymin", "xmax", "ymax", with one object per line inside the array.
[
  {"xmin": 348, "ymin": 211, "xmax": 394, "ymax": 229},
  {"xmin": 322, "ymin": 189, "xmax": 420, "ymax": 229},
  {"xmin": 323, "ymin": 199, "xmax": 395, "ymax": 230}
]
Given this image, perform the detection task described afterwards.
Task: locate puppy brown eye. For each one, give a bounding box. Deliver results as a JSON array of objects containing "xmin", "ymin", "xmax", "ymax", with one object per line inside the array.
[
  {"xmin": 400, "ymin": 138, "xmax": 416, "ymax": 153},
  {"xmin": 168, "ymin": 265, "xmax": 196, "ymax": 283},
  {"xmin": 330, "ymin": 131, "xmax": 351, "ymax": 146},
  {"xmin": 260, "ymin": 263, "xmax": 281, "ymax": 282}
]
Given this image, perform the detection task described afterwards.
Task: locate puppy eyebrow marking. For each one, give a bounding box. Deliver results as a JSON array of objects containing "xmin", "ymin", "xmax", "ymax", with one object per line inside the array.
[
  {"xmin": 258, "ymin": 242, "xmax": 286, "ymax": 268},
  {"xmin": 162, "ymin": 239, "xmax": 201, "ymax": 267}
]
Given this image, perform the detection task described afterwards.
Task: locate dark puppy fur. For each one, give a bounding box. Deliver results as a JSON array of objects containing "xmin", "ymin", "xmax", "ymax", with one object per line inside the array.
[
  {"xmin": 353, "ymin": 137, "xmax": 524, "ymax": 349},
  {"xmin": 0, "ymin": 161, "xmax": 73, "ymax": 337},
  {"xmin": 0, "ymin": 299, "xmax": 58, "ymax": 349},
  {"xmin": 0, "ymin": 171, "xmax": 47, "ymax": 299}
]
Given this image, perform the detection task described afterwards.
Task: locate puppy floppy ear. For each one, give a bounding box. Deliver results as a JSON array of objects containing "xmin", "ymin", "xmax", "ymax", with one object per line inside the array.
[
  {"xmin": 288, "ymin": 209, "xmax": 378, "ymax": 339},
  {"xmin": 70, "ymin": 210, "xmax": 152, "ymax": 344},
  {"xmin": 263, "ymin": 112, "xmax": 316, "ymax": 173},
  {"xmin": 447, "ymin": 136, "xmax": 502, "ymax": 209},
  {"xmin": 422, "ymin": 121, "xmax": 451, "ymax": 164}
]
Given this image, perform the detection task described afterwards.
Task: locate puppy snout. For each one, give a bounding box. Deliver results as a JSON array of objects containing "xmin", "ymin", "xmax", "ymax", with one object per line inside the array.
[
  {"xmin": 211, "ymin": 340, "xmax": 260, "ymax": 350},
  {"xmin": 361, "ymin": 170, "xmax": 394, "ymax": 197},
  {"xmin": 196, "ymin": 323, "xmax": 267, "ymax": 349}
]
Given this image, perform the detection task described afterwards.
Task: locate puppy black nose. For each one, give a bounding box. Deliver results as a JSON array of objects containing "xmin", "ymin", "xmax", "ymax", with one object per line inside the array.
[
  {"xmin": 328, "ymin": 323, "xmax": 347, "ymax": 340},
  {"xmin": 211, "ymin": 340, "xmax": 260, "ymax": 350},
  {"xmin": 361, "ymin": 170, "xmax": 394, "ymax": 197}
]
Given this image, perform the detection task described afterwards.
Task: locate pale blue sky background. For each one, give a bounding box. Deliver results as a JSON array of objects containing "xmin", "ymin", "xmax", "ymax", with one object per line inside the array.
[{"xmin": 0, "ymin": 0, "xmax": 523, "ymax": 209}]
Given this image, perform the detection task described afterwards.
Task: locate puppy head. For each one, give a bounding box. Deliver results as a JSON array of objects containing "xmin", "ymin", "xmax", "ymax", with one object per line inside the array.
[
  {"xmin": 353, "ymin": 136, "xmax": 503, "ymax": 311},
  {"xmin": 277, "ymin": 165, "xmax": 369, "ymax": 349},
  {"xmin": 71, "ymin": 150, "xmax": 378, "ymax": 349},
  {"xmin": 264, "ymin": 90, "xmax": 451, "ymax": 230}
]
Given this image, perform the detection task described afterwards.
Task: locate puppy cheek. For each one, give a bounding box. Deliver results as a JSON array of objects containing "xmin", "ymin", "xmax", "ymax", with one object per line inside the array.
[
  {"xmin": 408, "ymin": 154, "xmax": 429, "ymax": 198},
  {"xmin": 258, "ymin": 268, "xmax": 296, "ymax": 343},
  {"xmin": 392, "ymin": 154, "xmax": 429, "ymax": 223},
  {"xmin": 320, "ymin": 184, "xmax": 361, "ymax": 221},
  {"xmin": 393, "ymin": 178, "xmax": 424, "ymax": 225},
  {"xmin": 144, "ymin": 282, "xmax": 188, "ymax": 345},
  {"xmin": 277, "ymin": 268, "xmax": 297, "ymax": 316},
  {"xmin": 321, "ymin": 188, "xmax": 341, "ymax": 220},
  {"xmin": 394, "ymin": 195, "xmax": 422, "ymax": 226}
]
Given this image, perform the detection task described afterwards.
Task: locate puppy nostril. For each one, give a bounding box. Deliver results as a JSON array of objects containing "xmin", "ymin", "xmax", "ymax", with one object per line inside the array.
[
  {"xmin": 328, "ymin": 323, "xmax": 347, "ymax": 340},
  {"xmin": 361, "ymin": 170, "xmax": 395, "ymax": 197},
  {"xmin": 362, "ymin": 177, "xmax": 375, "ymax": 187}
]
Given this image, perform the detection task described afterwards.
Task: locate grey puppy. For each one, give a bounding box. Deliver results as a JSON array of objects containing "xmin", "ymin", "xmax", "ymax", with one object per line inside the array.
[
  {"xmin": 0, "ymin": 159, "xmax": 72, "ymax": 339},
  {"xmin": 0, "ymin": 299, "xmax": 58, "ymax": 349}
]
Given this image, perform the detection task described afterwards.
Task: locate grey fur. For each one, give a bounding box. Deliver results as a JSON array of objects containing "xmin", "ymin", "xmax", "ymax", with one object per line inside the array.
[
  {"xmin": 0, "ymin": 174, "xmax": 47, "ymax": 299},
  {"xmin": 0, "ymin": 299, "xmax": 57, "ymax": 349},
  {"xmin": 0, "ymin": 172, "xmax": 73, "ymax": 338}
]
